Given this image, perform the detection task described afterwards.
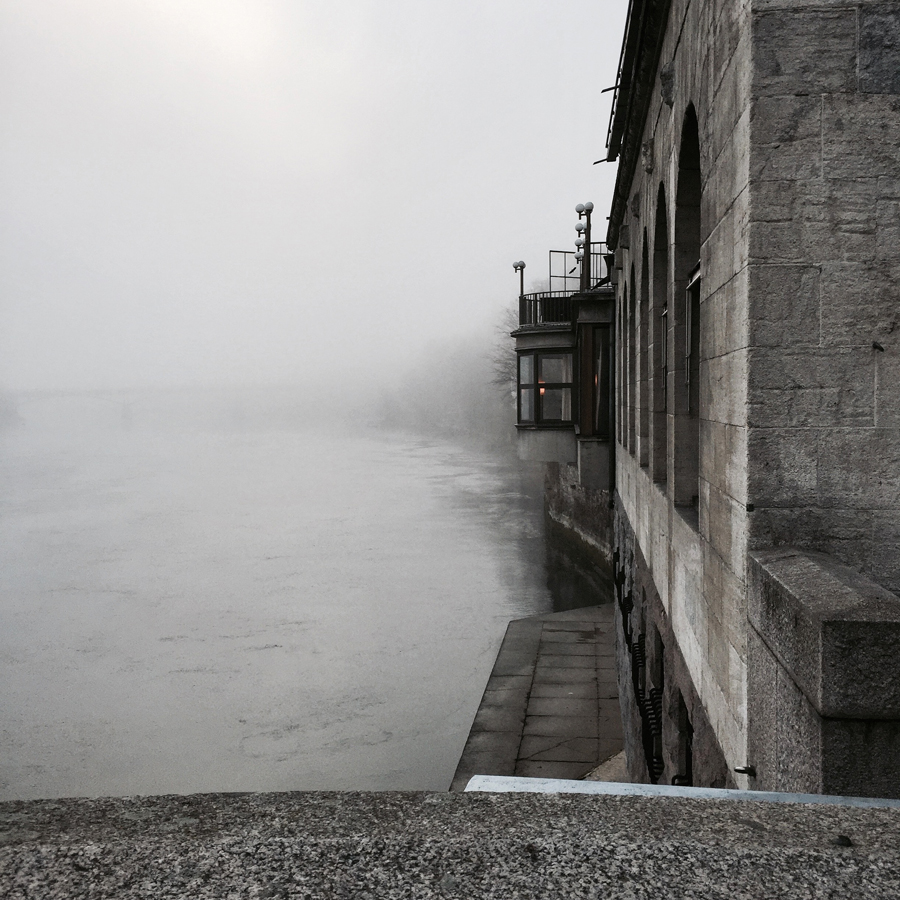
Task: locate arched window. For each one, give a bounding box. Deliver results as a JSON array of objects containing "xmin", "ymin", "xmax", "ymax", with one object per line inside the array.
[
  {"xmin": 670, "ymin": 690, "xmax": 694, "ymax": 787},
  {"xmin": 651, "ymin": 185, "xmax": 668, "ymax": 485},
  {"xmin": 628, "ymin": 263, "xmax": 637, "ymax": 455},
  {"xmin": 617, "ymin": 284, "xmax": 627, "ymax": 446},
  {"xmin": 673, "ymin": 106, "xmax": 701, "ymax": 514},
  {"xmin": 639, "ymin": 234, "xmax": 650, "ymax": 467}
]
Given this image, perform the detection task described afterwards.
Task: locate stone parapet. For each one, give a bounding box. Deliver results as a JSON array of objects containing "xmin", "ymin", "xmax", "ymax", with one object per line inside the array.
[
  {"xmin": 748, "ymin": 548, "xmax": 900, "ymax": 797},
  {"xmin": 749, "ymin": 549, "xmax": 900, "ymax": 718},
  {"xmin": 4, "ymin": 790, "xmax": 900, "ymax": 898}
]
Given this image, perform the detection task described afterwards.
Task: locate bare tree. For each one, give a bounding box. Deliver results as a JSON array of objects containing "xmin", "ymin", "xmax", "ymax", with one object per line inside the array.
[
  {"xmin": 489, "ymin": 275, "xmax": 549, "ymax": 392},
  {"xmin": 490, "ymin": 304, "xmax": 519, "ymax": 391}
]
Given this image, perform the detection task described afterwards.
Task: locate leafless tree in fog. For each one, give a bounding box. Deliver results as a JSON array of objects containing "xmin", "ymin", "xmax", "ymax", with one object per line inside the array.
[{"xmin": 490, "ymin": 305, "xmax": 519, "ymax": 392}]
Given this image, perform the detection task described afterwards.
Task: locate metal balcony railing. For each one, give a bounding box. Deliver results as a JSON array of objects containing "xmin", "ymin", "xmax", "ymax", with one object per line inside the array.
[
  {"xmin": 549, "ymin": 244, "xmax": 610, "ymax": 294},
  {"xmin": 518, "ymin": 244, "xmax": 611, "ymax": 326},
  {"xmin": 518, "ymin": 291, "xmax": 575, "ymax": 326}
]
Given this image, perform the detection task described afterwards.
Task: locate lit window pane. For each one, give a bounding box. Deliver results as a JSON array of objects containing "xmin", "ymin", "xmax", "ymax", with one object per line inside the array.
[
  {"xmin": 539, "ymin": 354, "xmax": 572, "ymax": 383},
  {"xmin": 518, "ymin": 354, "xmax": 534, "ymax": 385},
  {"xmin": 541, "ymin": 388, "xmax": 572, "ymax": 421},
  {"xmin": 519, "ymin": 388, "xmax": 534, "ymax": 422}
]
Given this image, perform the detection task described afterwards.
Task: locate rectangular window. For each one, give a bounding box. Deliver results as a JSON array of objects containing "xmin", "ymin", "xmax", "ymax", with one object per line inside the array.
[
  {"xmin": 593, "ymin": 325, "xmax": 611, "ymax": 437},
  {"xmin": 538, "ymin": 354, "xmax": 573, "ymax": 384},
  {"xmin": 540, "ymin": 387, "xmax": 571, "ymax": 421},
  {"xmin": 517, "ymin": 350, "xmax": 573, "ymax": 425},
  {"xmin": 518, "ymin": 354, "xmax": 535, "ymax": 422},
  {"xmin": 518, "ymin": 354, "xmax": 534, "ymax": 384},
  {"xmin": 519, "ymin": 388, "xmax": 534, "ymax": 422}
]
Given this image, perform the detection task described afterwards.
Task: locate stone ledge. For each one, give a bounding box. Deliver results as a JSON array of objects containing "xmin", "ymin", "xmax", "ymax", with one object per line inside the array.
[
  {"xmin": 465, "ymin": 775, "xmax": 900, "ymax": 807},
  {"xmin": 748, "ymin": 548, "xmax": 900, "ymax": 718},
  {"xmin": 2, "ymin": 791, "xmax": 900, "ymax": 899}
]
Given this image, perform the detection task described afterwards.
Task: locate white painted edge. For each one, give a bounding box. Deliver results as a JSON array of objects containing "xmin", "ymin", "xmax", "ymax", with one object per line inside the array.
[{"xmin": 464, "ymin": 776, "xmax": 900, "ymax": 809}]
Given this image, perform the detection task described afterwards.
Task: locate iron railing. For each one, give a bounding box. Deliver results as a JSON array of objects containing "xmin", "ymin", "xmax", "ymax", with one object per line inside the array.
[
  {"xmin": 518, "ymin": 291, "xmax": 575, "ymax": 326},
  {"xmin": 549, "ymin": 244, "xmax": 610, "ymax": 294},
  {"xmin": 518, "ymin": 244, "xmax": 611, "ymax": 326}
]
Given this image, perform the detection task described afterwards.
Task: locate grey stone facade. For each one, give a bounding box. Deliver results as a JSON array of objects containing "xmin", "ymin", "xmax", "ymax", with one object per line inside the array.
[{"xmin": 606, "ymin": 0, "xmax": 900, "ymax": 795}]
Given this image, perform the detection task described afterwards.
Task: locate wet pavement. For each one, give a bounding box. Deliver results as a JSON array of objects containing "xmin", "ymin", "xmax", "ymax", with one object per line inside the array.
[{"xmin": 451, "ymin": 605, "xmax": 622, "ymax": 791}]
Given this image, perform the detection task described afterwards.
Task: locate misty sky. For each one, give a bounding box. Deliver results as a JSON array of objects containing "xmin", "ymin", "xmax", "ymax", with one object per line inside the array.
[{"xmin": 1, "ymin": 1, "xmax": 625, "ymax": 392}]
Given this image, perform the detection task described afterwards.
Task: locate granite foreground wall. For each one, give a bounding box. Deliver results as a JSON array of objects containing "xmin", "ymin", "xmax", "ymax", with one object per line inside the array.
[
  {"xmin": 748, "ymin": 549, "xmax": 900, "ymax": 798},
  {"xmin": 3, "ymin": 790, "xmax": 900, "ymax": 899}
]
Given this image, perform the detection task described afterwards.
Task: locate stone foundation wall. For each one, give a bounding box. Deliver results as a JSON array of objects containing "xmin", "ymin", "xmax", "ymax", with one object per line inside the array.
[
  {"xmin": 544, "ymin": 462, "xmax": 614, "ymax": 578},
  {"xmin": 614, "ymin": 499, "xmax": 733, "ymax": 789}
]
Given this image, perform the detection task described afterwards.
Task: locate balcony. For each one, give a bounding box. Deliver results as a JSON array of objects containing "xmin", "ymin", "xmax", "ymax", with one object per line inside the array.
[
  {"xmin": 518, "ymin": 291, "xmax": 575, "ymax": 326},
  {"xmin": 517, "ymin": 244, "xmax": 611, "ymax": 327}
]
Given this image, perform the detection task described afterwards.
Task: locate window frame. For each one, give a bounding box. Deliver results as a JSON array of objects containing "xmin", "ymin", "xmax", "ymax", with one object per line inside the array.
[
  {"xmin": 516, "ymin": 350, "xmax": 575, "ymax": 426},
  {"xmin": 593, "ymin": 325, "xmax": 612, "ymax": 439}
]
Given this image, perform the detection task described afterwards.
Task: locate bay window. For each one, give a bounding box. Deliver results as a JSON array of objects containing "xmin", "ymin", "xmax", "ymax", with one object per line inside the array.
[{"xmin": 517, "ymin": 351, "xmax": 574, "ymax": 425}]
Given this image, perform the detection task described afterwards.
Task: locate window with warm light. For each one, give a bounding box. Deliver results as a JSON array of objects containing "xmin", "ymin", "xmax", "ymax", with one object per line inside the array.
[{"xmin": 517, "ymin": 351, "xmax": 573, "ymax": 425}]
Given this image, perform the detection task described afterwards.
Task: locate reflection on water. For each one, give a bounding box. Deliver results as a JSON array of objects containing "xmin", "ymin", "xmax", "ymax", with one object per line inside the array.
[
  {"xmin": 545, "ymin": 531, "xmax": 614, "ymax": 613},
  {"xmin": 0, "ymin": 389, "xmax": 610, "ymax": 799}
]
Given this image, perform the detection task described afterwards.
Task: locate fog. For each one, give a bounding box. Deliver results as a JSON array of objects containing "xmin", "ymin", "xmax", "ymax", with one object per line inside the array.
[
  {"xmin": 0, "ymin": 0, "xmax": 625, "ymax": 395},
  {"xmin": 0, "ymin": 2, "xmax": 626, "ymax": 798}
]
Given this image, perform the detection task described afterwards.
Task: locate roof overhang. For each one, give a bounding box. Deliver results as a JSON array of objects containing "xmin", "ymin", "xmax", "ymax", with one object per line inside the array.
[{"xmin": 605, "ymin": 0, "xmax": 672, "ymax": 250}]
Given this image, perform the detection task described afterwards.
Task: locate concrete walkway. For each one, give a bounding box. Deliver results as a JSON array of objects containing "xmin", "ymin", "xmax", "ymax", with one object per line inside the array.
[{"xmin": 451, "ymin": 605, "xmax": 622, "ymax": 791}]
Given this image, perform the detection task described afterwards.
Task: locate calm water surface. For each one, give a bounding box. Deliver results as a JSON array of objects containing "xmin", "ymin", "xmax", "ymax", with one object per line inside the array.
[{"xmin": 0, "ymin": 391, "xmax": 586, "ymax": 799}]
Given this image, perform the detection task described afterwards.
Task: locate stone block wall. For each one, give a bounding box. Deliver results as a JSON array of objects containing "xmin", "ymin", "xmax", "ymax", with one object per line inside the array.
[
  {"xmin": 747, "ymin": 1, "xmax": 900, "ymax": 596},
  {"xmin": 611, "ymin": 0, "xmax": 753, "ymax": 783},
  {"xmin": 606, "ymin": 0, "xmax": 900, "ymax": 795}
]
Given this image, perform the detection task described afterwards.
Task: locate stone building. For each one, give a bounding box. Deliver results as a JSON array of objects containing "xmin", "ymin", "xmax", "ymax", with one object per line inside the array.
[{"xmin": 604, "ymin": 0, "xmax": 900, "ymax": 796}]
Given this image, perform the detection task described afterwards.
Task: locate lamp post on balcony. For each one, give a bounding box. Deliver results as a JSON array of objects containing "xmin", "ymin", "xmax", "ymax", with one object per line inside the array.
[
  {"xmin": 513, "ymin": 260, "xmax": 526, "ymax": 298},
  {"xmin": 575, "ymin": 202, "xmax": 594, "ymax": 292}
]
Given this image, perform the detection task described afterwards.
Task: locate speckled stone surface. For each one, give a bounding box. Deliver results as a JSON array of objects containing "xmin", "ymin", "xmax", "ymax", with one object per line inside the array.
[{"xmin": 3, "ymin": 790, "xmax": 900, "ymax": 898}]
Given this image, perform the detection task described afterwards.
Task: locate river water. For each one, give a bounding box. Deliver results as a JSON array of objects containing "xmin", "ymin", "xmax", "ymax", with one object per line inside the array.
[{"xmin": 0, "ymin": 389, "xmax": 600, "ymax": 800}]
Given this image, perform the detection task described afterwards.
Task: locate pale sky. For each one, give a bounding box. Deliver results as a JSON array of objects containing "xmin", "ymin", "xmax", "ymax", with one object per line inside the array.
[{"xmin": 0, "ymin": 0, "xmax": 626, "ymax": 391}]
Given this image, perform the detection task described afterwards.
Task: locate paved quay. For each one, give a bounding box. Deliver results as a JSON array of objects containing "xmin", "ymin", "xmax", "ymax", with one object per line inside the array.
[
  {"xmin": 3, "ymin": 790, "xmax": 900, "ymax": 899},
  {"xmin": 451, "ymin": 605, "xmax": 622, "ymax": 791}
]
